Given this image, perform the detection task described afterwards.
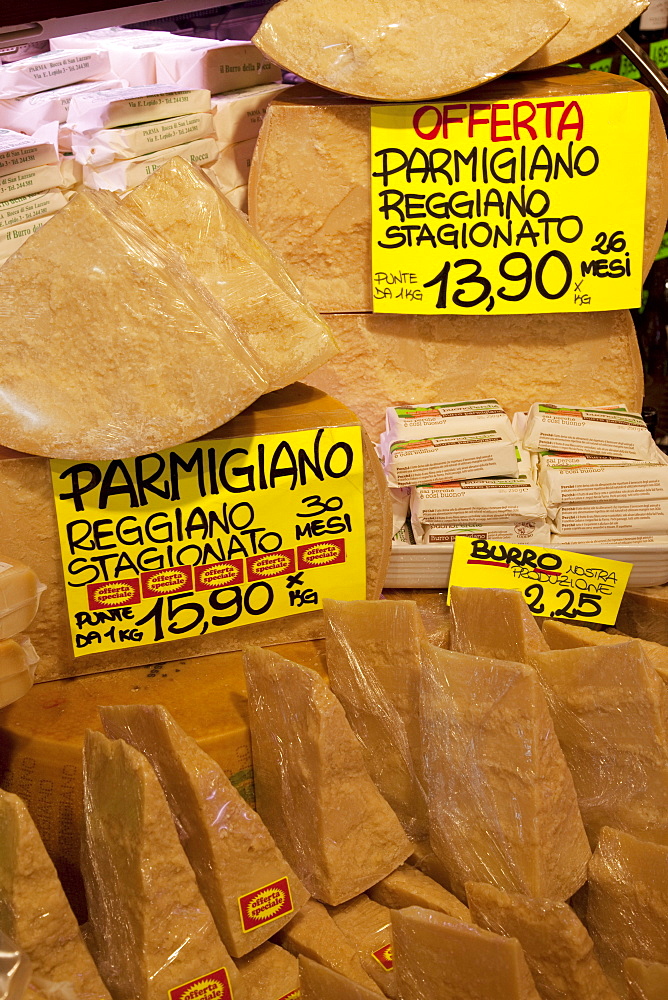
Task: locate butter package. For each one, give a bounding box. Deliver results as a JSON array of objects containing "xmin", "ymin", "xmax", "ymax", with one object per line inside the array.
[
  {"xmin": 0, "ymin": 188, "xmax": 73, "ymax": 229},
  {"xmin": 204, "ymin": 136, "xmax": 257, "ymax": 193},
  {"xmin": 551, "ymin": 500, "xmax": 668, "ymax": 536},
  {"xmin": 382, "ymin": 432, "xmax": 519, "ymax": 488},
  {"xmin": 84, "ymin": 136, "xmax": 218, "ymax": 191},
  {"xmin": 0, "ymin": 635, "xmax": 38, "ymax": 708},
  {"xmin": 553, "ymin": 533, "xmax": 668, "ymax": 546},
  {"xmin": 0, "ymin": 215, "xmax": 53, "ymax": 263},
  {"xmin": 419, "ymin": 521, "xmax": 552, "ymax": 545},
  {"xmin": 0, "ymin": 50, "xmax": 111, "ymax": 98},
  {"xmin": 212, "ymin": 83, "xmax": 288, "ymax": 146},
  {"xmin": 59, "ymin": 154, "xmax": 82, "ymax": 189},
  {"xmin": 71, "ymin": 111, "xmax": 214, "ymax": 166},
  {"xmin": 0, "ymin": 559, "xmax": 44, "ymax": 639},
  {"xmin": 540, "ymin": 462, "xmax": 668, "ymax": 508},
  {"xmin": 0, "ymin": 163, "xmax": 64, "ymax": 204},
  {"xmin": 154, "ymin": 38, "xmax": 281, "ymax": 95},
  {"xmin": 224, "ymin": 185, "xmax": 248, "ymax": 213},
  {"xmin": 391, "ymin": 487, "xmax": 410, "ymax": 535},
  {"xmin": 0, "ymin": 79, "xmax": 126, "ymax": 133},
  {"xmin": 67, "ymin": 85, "xmax": 212, "ymax": 131},
  {"xmin": 51, "ymin": 27, "xmax": 181, "ymax": 87},
  {"xmin": 524, "ymin": 403, "xmax": 655, "ymax": 460},
  {"xmin": 410, "ymin": 478, "xmax": 546, "ymax": 527},
  {"xmin": 0, "ymin": 125, "xmax": 59, "ymax": 180},
  {"xmin": 386, "ymin": 399, "xmax": 515, "ymax": 442}
]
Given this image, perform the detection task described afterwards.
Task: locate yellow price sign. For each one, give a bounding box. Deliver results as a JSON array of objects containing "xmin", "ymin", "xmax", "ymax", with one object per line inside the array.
[
  {"xmin": 370, "ymin": 90, "xmax": 650, "ymax": 315},
  {"xmin": 50, "ymin": 426, "xmax": 366, "ymax": 656},
  {"xmin": 448, "ymin": 536, "xmax": 631, "ymax": 626}
]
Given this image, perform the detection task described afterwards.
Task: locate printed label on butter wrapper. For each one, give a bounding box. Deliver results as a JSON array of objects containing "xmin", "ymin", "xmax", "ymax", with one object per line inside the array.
[
  {"xmin": 383, "ymin": 432, "xmax": 519, "ymax": 487},
  {"xmin": 551, "ymin": 499, "xmax": 668, "ymax": 535},
  {"xmin": 540, "ymin": 462, "xmax": 668, "ymax": 507},
  {"xmin": 420, "ymin": 521, "xmax": 551, "ymax": 544},
  {"xmin": 524, "ymin": 403, "xmax": 654, "ymax": 460}
]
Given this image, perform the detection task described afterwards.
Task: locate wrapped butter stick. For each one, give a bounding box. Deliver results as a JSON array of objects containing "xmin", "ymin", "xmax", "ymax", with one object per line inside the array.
[
  {"xmin": 382, "ymin": 432, "xmax": 518, "ymax": 488},
  {"xmin": 212, "ymin": 83, "xmax": 289, "ymax": 146},
  {"xmin": 0, "ymin": 50, "xmax": 111, "ymax": 99},
  {"xmin": 410, "ymin": 478, "xmax": 546, "ymax": 527},
  {"xmin": 83, "ymin": 136, "xmax": 219, "ymax": 191},
  {"xmin": 0, "ymin": 125, "xmax": 58, "ymax": 181},
  {"xmin": 0, "ymin": 215, "xmax": 54, "ymax": 264},
  {"xmin": 551, "ymin": 500, "xmax": 668, "ymax": 536},
  {"xmin": 154, "ymin": 38, "xmax": 281, "ymax": 94},
  {"xmin": 0, "ymin": 188, "xmax": 73, "ymax": 229},
  {"xmin": 524, "ymin": 403, "xmax": 655, "ymax": 460},
  {"xmin": 0, "ymin": 79, "xmax": 126, "ymax": 133},
  {"xmin": 417, "ymin": 522, "xmax": 551, "ymax": 545},
  {"xmin": 67, "ymin": 85, "xmax": 211, "ymax": 131},
  {"xmin": 386, "ymin": 399, "xmax": 514, "ymax": 442},
  {"xmin": 541, "ymin": 462, "xmax": 668, "ymax": 508},
  {"xmin": 72, "ymin": 112, "xmax": 214, "ymax": 166},
  {"xmin": 0, "ymin": 164, "xmax": 64, "ymax": 204},
  {"xmin": 551, "ymin": 533, "xmax": 668, "ymax": 546}
]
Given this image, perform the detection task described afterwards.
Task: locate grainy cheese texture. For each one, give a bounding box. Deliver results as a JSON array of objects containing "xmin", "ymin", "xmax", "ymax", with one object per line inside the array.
[
  {"xmin": 323, "ymin": 599, "xmax": 428, "ymax": 841},
  {"xmin": 328, "ymin": 894, "xmax": 397, "ymax": 998},
  {"xmin": 243, "ymin": 646, "xmax": 412, "ymax": 905},
  {"xmin": 420, "ymin": 642, "xmax": 590, "ymax": 901},
  {"xmin": 277, "ymin": 898, "xmax": 382, "ymax": 994},
  {"xmin": 98, "ymin": 703, "xmax": 309, "ymax": 957},
  {"xmin": 533, "ymin": 642, "xmax": 668, "ymax": 846},
  {"xmin": 249, "ymin": 75, "xmax": 668, "ymax": 308},
  {"xmin": 466, "ymin": 881, "xmax": 618, "ymax": 1000},
  {"xmin": 125, "ymin": 157, "xmax": 337, "ymax": 392},
  {"xmin": 0, "ymin": 189, "xmax": 267, "ymax": 461},
  {"xmin": 252, "ymin": 0, "xmax": 568, "ymax": 101},
  {"xmin": 587, "ymin": 827, "xmax": 668, "ymax": 997},
  {"xmin": 625, "ymin": 958, "xmax": 668, "ymax": 1000},
  {"xmin": 392, "ymin": 906, "xmax": 541, "ymax": 1000},
  {"xmin": 450, "ymin": 587, "xmax": 550, "ymax": 664},
  {"xmin": 368, "ymin": 866, "xmax": 471, "ymax": 924},
  {"xmin": 236, "ymin": 942, "xmax": 299, "ymax": 1000},
  {"xmin": 300, "ymin": 955, "xmax": 381, "ymax": 1000},
  {"xmin": 0, "ymin": 790, "xmax": 110, "ymax": 1000},
  {"xmin": 617, "ymin": 586, "xmax": 668, "ymax": 646},
  {"xmin": 542, "ymin": 619, "xmax": 668, "ymax": 683},
  {"xmin": 82, "ymin": 731, "xmax": 240, "ymax": 1000},
  {"xmin": 0, "ymin": 384, "xmax": 392, "ymax": 681}
]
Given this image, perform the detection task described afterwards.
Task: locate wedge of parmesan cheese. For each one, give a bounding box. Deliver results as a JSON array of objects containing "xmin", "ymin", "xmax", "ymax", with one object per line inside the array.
[
  {"xmin": 236, "ymin": 942, "xmax": 299, "ymax": 1000},
  {"xmin": 368, "ymin": 866, "xmax": 471, "ymax": 924},
  {"xmin": 450, "ymin": 587, "xmax": 550, "ymax": 664},
  {"xmin": 300, "ymin": 955, "xmax": 380, "ymax": 1000},
  {"xmin": 328, "ymin": 894, "xmax": 396, "ymax": 998},
  {"xmin": 542, "ymin": 619, "xmax": 668, "ymax": 684},
  {"xmin": 625, "ymin": 958, "xmax": 668, "ymax": 1000}
]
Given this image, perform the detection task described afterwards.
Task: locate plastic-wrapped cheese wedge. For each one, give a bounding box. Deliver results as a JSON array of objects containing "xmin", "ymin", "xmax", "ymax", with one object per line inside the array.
[
  {"xmin": 0, "ymin": 559, "xmax": 43, "ymax": 640},
  {"xmin": 243, "ymin": 646, "xmax": 412, "ymax": 906},
  {"xmin": 328, "ymin": 895, "xmax": 396, "ymax": 998},
  {"xmin": 420, "ymin": 641, "xmax": 590, "ymax": 901},
  {"xmin": 587, "ymin": 827, "xmax": 668, "ymax": 996},
  {"xmin": 99, "ymin": 703, "xmax": 309, "ymax": 958},
  {"xmin": 625, "ymin": 958, "xmax": 668, "ymax": 1000},
  {"xmin": 518, "ymin": 0, "xmax": 649, "ymax": 71},
  {"xmin": 391, "ymin": 906, "xmax": 541, "ymax": 1000},
  {"xmin": 252, "ymin": 0, "xmax": 568, "ymax": 102},
  {"xmin": 450, "ymin": 587, "xmax": 550, "ymax": 664},
  {"xmin": 82, "ymin": 731, "xmax": 241, "ymax": 1000},
  {"xmin": 125, "ymin": 157, "xmax": 337, "ymax": 392},
  {"xmin": 0, "ymin": 636, "xmax": 38, "ymax": 709},
  {"xmin": 368, "ymin": 866, "xmax": 471, "ymax": 924},
  {"xmin": 0, "ymin": 188, "xmax": 267, "ymax": 460},
  {"xmin": 466, "ymin": 881, "xmax": 618, "ymax": 1000},
  {"xmin": 542, "ymin": 619, "xmax": 668, "ymax": 684},
  {"xmin": 300, "ymin": 956, "xmax": 380, "ymax": 1000},
  {"xmin": 0, "ymin": 789, "xmax": 111, "ymax": 1000},
  {"xmin": 236, "ymin": 943, "xmax": 299, "ymax": 1000},
  {"xmin": 617, "ymin": 585, "xmax": 668, "ymax": 645},
  {"xmin": 0, "ymin": 929, "xmax": 32, "ymax": 1000},
  {"xmin": 533, "ymin": 642, "xmax": 668, "ymax": 845}
]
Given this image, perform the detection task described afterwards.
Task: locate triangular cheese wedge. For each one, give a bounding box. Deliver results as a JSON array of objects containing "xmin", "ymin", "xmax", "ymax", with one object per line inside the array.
[
  {"xmin": 626, "ymin": 958, "xmax": 668, "ymax": 1000},
  {"xmin": 81, "ymin": 731, "xmax": 240, "ymax": 1000},
  {"xmin": 542, "ymin": 619, "xmax": 668, "ymax": 684},
  {"xmin": 420, "ymin": 642, "xmax": 590, "ymax": 900},
  {"xmin": 125, "ymin": 157, "xmax": 337, "ymax": 392},
  {"xmin": 518, "ymin": 0, "xmax": 649, "ymax": 70},
  {"xmin": 0, "ymin": 789, "xmax": 110, "ymax": 1000},
  {"xmin": 243, "ymin": 646, "xmax": 412, "ymax": 905},
  {"xmin": 99, "ymin": 703, "xmax": 310, "ymax": 958},
  {"xmin": 450, "ymin": 587, "xmax": 549, "ymax": 663},
  {"xmin": 328, "ymin": 894, "xmax": 396, "ymax": 997},
  {"xmin": 368, "ymin": 866, "xmax": 471, "ymax": 924},
  {"xmin": 300, "ymin": 955, "xmax": 380, "ymax": 1000},
  {"xmin": 236, "ymin": 942, "xmax": 299, "ymax": 1000},
  {"xmin": 252, "ymin": 0, "xmax": 568, "ymax": 101}
]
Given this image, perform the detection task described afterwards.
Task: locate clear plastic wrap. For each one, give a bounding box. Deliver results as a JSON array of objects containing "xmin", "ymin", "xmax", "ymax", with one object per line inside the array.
[
  {"xmin": 0, "ymin": 187, "xmax": 268, "ymax": 460},
  {"xmin": 466, "ymin": 882, "xmax": 618, "ymax": 1000},
  {"xmin": 625, "ymin": 958, "xmax": 668, "ymax": 1000},
  {"xmin": 0, "ymin": 560, "xmax": 44, "ymax": 640},
  {"xmin": 251, "ymin": 0, "xmax": 568, "ymax": 101},
  {"xmin": 419, "ymin": 641, "xmax": 590, "ymax": 901},
  {"xmin": 532, "ymin": 642, "xmax": 668, "ymax": 846},
  {"xmin": 236, "ymin": 943, "xmax": 299, "ymax": 1000},
  {"xmin": 381, "ymin": 589, "xmax": 450, "ymax": 648},
  {"xmin": 587, "ymin": 826, "xmax": 668, "ymax": 997},
  {"xmin": 124, "ymin": 156, "xmax": 338, "ymax": 392},
  {"xmin": 0, "ymin": 789, "xmax": 110, "ymax": 1000},
  {"xmin": 328, "ymin": 895, "xmax": 396, "ymax": 998},
  {"xmin": 299, "ymin": 955, "xmax": 379, "ymax": 1000},
  {"xmin": 322, "ymin": 598, "xmax": 428, "ymax": 842},
  {"xmin": 450, "ymin": 587, "xmax": 550, "ymax": 663},
  {"xmin": 242, "ymin": 646, "xmax": 411, "ymax": 906},
  {"xmin": 0, "ymin": 932, "xmax": 31, "ymax": 1000},
  {"xmin": 81, "ymin": 730, "xmax": 240, "ymax": 1000},
  {"xmin": 99, "ymin": 703, "xmax": 309, "ymax": 958},
  {"xmin": 542, "ymin": 618, "xmax": 668, "ymax": 683},
  {"xmin": 367, "ymin": 866, "xmax": 471, "ymax": 925},
  {"xmin": 0, "ymin": 637, "xmax": 38, "ymax": 709}
]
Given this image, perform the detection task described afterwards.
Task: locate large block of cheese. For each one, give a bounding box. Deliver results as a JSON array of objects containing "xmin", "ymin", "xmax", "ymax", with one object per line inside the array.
[
  {"xmin": 328, "ymin": 895, "xmax": 396, "ymax": 998},
  {"xmin": 368, "ymin": 866, "xmax": 471, "ymax": 924},
  {"xmin": 99, "ymin": 703, "xmax": 309, "ymax": 957},
  {"xmin": 391, "ymin": 906, "xmax": 541, "ymax": 1000},
  {"xmin": 0, "ymin": 384, "xmax": 391, "ymax": 682},
  {"xmin": 420, "ymin": 642, "xmax": 590, "ymax": 901},
  {"xmin": 82, "ymin": 731, "xmax": 240, "ymax": 1000},
  {"xmin": 277, "ymin": 898, "xmax": 381, "ymax": 994},
  {"xmin": 300, "ymin": 955, "xmax": 380, "ymax": 1000},
  {"xmin": 625, "ymin": 958, "xmax": 668, "ymax": 1000},
  {"xmin": 450, "ymin": 588, "xmax": 550, "ymax": 664},
  {"xmin": 466, "ymin": 881, "xmax": 618, "ymax": 1000},
  {"xmin": 542, "ymin": 619, "xmax": 668, "ymax": 684},
  {"xmin": 243, "ymin": 646, "xmax": 411, "ymax": 905},
  {"xmin": 518, "ymin": 0, "xmax": 649, "ymax": 70},
  {"xmin": 252, "ymin": 0, "xmax": 567, "ymax": 102},
  {"xmin": 587, "ymin": 827, "xmax": 668, "ymax": 996},
  {"xmin": 236, "ymin": 942, "xmax": 299, "ymax": 1000},
  {"xmin": 323, "ymin": 599, "xmax": 427, "ymax": 841},
  {"xmin": 249, "ymin": 75, "xmax": 668, "ymax": 311},
  {"xmin": 0, "ymin": 789, "xmax": 110, "ymax": 1000},
  {"xmin": 125, "ymin": 157, "xmax": 337, "ymax": 392},
  {"xmin": 617, "ymin": 586, "xmax": 668, "ymax": 646},
  {"xmin": 532, "ymin": 642, "xmax": 668, "ymax": 845},
  {"xmin": 0, "ymin": 188, "xmax": 268, "ymax": 460}
]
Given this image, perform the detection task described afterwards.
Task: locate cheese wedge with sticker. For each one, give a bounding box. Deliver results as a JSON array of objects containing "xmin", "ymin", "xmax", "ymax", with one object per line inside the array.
[
  {"xmin": 328, "ymin": 895, "xmax": 397, "ymax": 998},
  {"xmin": 300, "ymin": 955, "xmax": 381, "ymax": 1000},
  {"xmin": 368, "ymin": 866, "xmax": 471, "ymax": 924},
  {"xmin": 237, "ymin": 942, "xmax": 299, "ymax": 1000},
  {"xmin": 450, "ymin": 587, "xmax": 550, "ymax": 664}
]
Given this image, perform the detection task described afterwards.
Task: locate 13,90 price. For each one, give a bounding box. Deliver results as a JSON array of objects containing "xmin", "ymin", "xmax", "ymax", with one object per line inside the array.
[{"xmin": 424, "ymin": 250, "xmax": 572, "ymax": 312}]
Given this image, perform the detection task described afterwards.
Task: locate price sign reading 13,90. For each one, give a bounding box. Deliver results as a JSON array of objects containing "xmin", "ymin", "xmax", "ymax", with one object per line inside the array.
[{"xmin": 370, "ymin": 91, "xmax": 650, "ymax": 315}]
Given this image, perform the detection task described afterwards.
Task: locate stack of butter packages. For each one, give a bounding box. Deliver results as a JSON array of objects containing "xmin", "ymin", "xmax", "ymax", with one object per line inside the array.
[
  {"xmin": 380, "ymin": 399, "xmax": 550, "ymax": 546},
  {"xmin": 0, "ymin": 559, "xmax": 44, "ymax": 708},
  {"xmin": 522, "ymin": 402, "xmax": 668, "ymax": 547}
]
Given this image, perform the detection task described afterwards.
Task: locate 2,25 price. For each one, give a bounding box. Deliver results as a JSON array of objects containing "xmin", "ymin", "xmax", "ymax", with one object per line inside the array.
[{"xmin": 524, "ymin": 584, "xmax": 602, "ymax": 620}]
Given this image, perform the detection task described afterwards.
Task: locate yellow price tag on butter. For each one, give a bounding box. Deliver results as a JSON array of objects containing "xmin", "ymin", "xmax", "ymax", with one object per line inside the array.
[{"xmin": 448, "ymin": 537, "xmax": 631, "ymax": 626}]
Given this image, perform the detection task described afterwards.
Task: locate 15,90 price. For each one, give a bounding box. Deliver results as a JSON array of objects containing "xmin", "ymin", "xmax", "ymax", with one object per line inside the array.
[{"xmin": 135, "ymin": 583, "xmax": 274, "ymax": 642}]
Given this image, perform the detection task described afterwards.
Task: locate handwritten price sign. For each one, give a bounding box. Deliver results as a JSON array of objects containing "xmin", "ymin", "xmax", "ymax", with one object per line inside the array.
[
  {"xmin": 370, "ymin": 89, "xmax": 650, "ymax": 315},
  {"xmin": 448, "ymin": 537, "xmax": 631, "ymax": 626}
]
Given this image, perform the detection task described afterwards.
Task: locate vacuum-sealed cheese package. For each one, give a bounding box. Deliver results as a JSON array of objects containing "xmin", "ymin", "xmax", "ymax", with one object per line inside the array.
[
  {"xmin": 67, "ymin": 85, "xmax": 212, "ymax": 131},
  {"xmin": 0, "ymin": 559, "xmax": 44, "ymax": 640},
  {"xmin": 71, "ymin": 112, "xmax": 215, "ymax": 166},
  {"xmin": 83, "ymin": 136, "xmax": 219, "ymax": 191},
  {"xmin": 524, "ymin": 403, "xmax": 655, "ymax": 460},
  {"xmin": 0, "ymin": 50, "xmax": 111, "ymax": 99}
]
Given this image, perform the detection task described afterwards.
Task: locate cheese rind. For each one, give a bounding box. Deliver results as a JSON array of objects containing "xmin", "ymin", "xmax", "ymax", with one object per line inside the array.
[
  {"xmin": 299, "ymin": 955, "xmax": 380, "ymax": 1000},
  {"xmin": 542, "ymin": 619, "xmax": 668, "ymax": 684},
  {"xmin": 236, "ymin": 942, "xmax": 299, "ymax": 1000},
  {"xmin": 328, "ymin": 894, "xmax": 397, "ymax": 998},
  {"xmin": 99, "ymin": 703, "xmax": 309, "ymax": 957},
  {"xmin": 368, "ymin": 866, "xmax": 471, "ymax": 924},
  {"xmin": 450, "ymin": 587, "xmax": 550, "ymax": 663},
  {"xmin": 420, "ymin": 641, "xmax": 590, "ymax": 900},
  {"xmin": 466, "ymin": 881, "xmax": 618, "ymax": 1000},
  {"xmin": 243, "ymin": 646, "xmax": 412, "ymax": 905},
  {"xmin": 625, "ymin": 958, "xmax": 668, "ymax": 1000}
]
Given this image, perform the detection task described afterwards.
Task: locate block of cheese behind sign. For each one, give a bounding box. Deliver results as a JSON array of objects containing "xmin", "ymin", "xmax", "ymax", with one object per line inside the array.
[
  {"xmin": 243, "ymin": 646, "xmax": 412, "ymax": 905},
  {"xmin": 252, "ymin": 0, "xmax": 568, "ymax": 102},
  {"xmin": 0, "ymin": 189, "xmax": 269, "ymax": 461},
  {"xmin": 420, "ymin": 641, "xmax": 590, "ymax": 902},
  {"xmin": 450, "ymin": 587, "xmax": 550, "ymax": 664},
  {"xmin": 0, "ymin": 384, "xmax": 391, "ymax": 682},
  {"xmin": 124, "ymin": 157, "xmax": 338, "ymax": 392},
  {"xmin": 542, "ymin": 618, "xmax": 668, "ymax": 683},
  {"xmin": 616, "ymin": 585, "xmax": 668, "ymax": 646},
  {"xmin": 99, "ymin": 703, "xmax": 309, "ymax": 957},
  {"xmin": 249, "ymin": 73, "xmax": 668, "ymax": 311},
  {"xmin": 82, "ymin": 730, "xmax": 241, "ymax": 1000}
]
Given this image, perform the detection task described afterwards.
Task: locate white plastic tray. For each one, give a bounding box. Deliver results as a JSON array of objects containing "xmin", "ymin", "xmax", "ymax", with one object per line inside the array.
[{"xmin": 386, "ymin": 543, "xmax": 668, "ymax": 590}]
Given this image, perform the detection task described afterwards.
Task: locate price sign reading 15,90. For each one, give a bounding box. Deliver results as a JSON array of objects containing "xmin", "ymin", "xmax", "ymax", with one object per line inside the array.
[{"xmin": 370, "ymin": 92, "xmax": 650, "ymax": 316}]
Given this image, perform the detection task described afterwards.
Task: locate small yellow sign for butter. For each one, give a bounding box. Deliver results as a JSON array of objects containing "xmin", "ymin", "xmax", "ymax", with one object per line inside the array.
[
  {"xmin": 448, "ymin": 537, "xmax": 631, "ymax": 626},
  {"xmin": 370, "ymin": 91, "xmax": 650, "ymax": 315}
]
